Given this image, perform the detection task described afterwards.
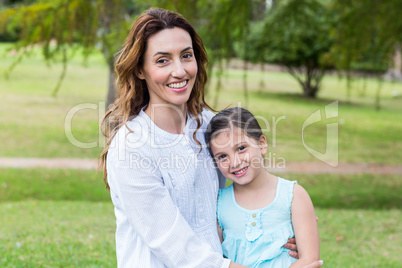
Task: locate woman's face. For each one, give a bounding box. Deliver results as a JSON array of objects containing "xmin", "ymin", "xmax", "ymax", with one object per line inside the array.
[{"xmin": 138, "ymin": 27, "xmax": 198, "ymax": 109}]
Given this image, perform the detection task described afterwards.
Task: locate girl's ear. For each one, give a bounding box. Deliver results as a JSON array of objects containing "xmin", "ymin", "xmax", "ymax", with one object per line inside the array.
[
  {"xmin": 259, "ymin": 135, "xmax": 268, "ymax": 156},
  {"xmin": 136, "ymin": 69, "xmax": 145, "ymax": 80}
]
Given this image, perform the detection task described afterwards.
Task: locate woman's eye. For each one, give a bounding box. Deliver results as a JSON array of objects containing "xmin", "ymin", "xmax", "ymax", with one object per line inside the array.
[
  {"xmin": 156, "ymin": 58, "xmax": 168, "ymax": 64},
  {"xmin": 238, "ymin": 146, "xmax": 245, "ymax": 151},
  {"xmin": 182, "ymin": 53, "xmax": 193, "ymax": 60}
]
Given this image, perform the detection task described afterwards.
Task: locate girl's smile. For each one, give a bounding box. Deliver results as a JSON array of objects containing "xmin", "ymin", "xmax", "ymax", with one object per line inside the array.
[
  {"xmin": 210, "ymin": 127, "xmax": 268, "ymax": 186},
  {"xmin": 232, "ymin": 166, "xmax": 249, "ymax": 177}
]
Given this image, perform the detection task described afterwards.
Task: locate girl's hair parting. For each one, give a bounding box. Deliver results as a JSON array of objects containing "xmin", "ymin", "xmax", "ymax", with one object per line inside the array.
[{"xmin": 205, "ymin": 107, "xmax": 263, "ymax": 156}]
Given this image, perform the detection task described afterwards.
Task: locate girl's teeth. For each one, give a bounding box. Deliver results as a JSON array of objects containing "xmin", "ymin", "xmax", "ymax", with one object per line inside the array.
[
  {"xmin": 234, "ymin": 167, "xmax": 247, "ymax": 175},
  {"xmin": 168, "ymin": 81, "xmax": 186, "ymax": 88}
]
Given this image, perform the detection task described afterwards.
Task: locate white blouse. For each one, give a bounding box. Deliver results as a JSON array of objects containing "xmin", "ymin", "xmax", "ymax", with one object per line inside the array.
[{"xmin": 106, "ymin": 108, "xmax": 230, "ymax": 268}]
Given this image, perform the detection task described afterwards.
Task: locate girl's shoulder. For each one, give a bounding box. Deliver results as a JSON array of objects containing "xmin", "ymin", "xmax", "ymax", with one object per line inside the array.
[
  {"xmin": 276, "ymin": 177, "xmax": 298, "ymax": 209},
  {"xmin": 218, "ymin": 184, "xmax": 234, "ymax": 200},
  {"xmin": 217, "ymin": 184, "xmax": 235, "ymax": 228},
  {"xmin": 277, "ymin": 177, "xmax": 297, "ymax": 188}
]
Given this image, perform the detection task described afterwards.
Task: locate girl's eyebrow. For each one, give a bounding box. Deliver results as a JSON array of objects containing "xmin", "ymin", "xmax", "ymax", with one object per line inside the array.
[
  {"xmin": 153, "ymin": 46, "xmax": 193, "ymax": 57},
  {"xmin": 233, "ymin": 141, "xmax": 245, "ymax": 147}
]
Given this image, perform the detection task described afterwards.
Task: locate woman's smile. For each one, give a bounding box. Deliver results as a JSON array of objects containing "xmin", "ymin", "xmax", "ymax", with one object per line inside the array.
[
  {"xmin": 138, "ymin": 27, "xmax": 197, "ymax": 108},
  {"xmin": 167, "ymin": 79, "xmax": 189, "ymax": 92}
]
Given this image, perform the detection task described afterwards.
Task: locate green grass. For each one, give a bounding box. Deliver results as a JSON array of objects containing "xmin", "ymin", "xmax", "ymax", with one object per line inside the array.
[
  {"xmin": 0, "ymin": 43, "xmax": 106, "ymax": 159},
  {"xmin": 1, "ymin": 169, "xmax": 401, "ymax": 267},
  {"xmin": 283, "ymin": 173, "xmax": 402, "ymax": 209},
  {"xmin": 317, "ymin": 208, "xmax": 401, "ymax": 268},
  {"xmin": 2, "ymin": 168, "xmax": 401, "ymax": 209},
  {"xmin": 0, "ymin": 200, "xmax": 116, "ymax": 267},
  {"xmin": 0, "ymin": 203, "xmax": 400, "ymax": 267},
  {"xmin": 1, "ymin": 43, "xmax": 402, "ymax": 163},
  {"xmin": 0, "ymin": 168, "xmax": 109, "ymax": 202}
]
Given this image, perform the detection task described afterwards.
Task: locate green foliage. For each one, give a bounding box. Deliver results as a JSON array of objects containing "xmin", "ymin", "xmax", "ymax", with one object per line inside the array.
[
  {"xmin": 0, "ymin": 0, "xmax": 135, "ymax": 97},
  {"xmin": 1, "ymin": 0, "xmax": 131, "ymax": 61},
  {"xmin": 263, "ymin": 0, "xmax": 334, "ymax": 68},
  {"xmin": 330, "ymin": 0, "xmax": 402, "ymax": 108},
  {"xmin": 331, "ymin": 0, "xmax": 402, "ymax": 72},
  {"xmin": 261, "ymin": 0, "xmax": 334, "ymax": 97}
]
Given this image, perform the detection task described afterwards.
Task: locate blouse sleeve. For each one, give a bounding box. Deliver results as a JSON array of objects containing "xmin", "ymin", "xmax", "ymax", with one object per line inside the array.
[{"xmin": 107, "ymin": 126, "xmax": 230, "ymax": 268}]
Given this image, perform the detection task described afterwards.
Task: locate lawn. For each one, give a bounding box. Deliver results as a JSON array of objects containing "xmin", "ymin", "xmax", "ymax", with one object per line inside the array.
[
  {"xmin": 0, "ymin": 168, "xmax": 401, "ymax": 267},
  {"xmin": 0, "ymin": 200, "xmax": 116, "ymax": 267},
  {"xmin": 1, "ymin": 168, "xmax": 401, "ymax": 209},
  {"xmin": 1, "ymin": 42, "xmax": 401, "ymax": 267},
  {"xmin": 1, "ymin": 43, "xmax": 402, "ymax": 163}
]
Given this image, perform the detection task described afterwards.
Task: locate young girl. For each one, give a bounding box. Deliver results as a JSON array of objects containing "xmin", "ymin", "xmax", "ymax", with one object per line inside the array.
[{"xmin": 205, "ymin": 107, "xmax": 320, "ymax": 268}]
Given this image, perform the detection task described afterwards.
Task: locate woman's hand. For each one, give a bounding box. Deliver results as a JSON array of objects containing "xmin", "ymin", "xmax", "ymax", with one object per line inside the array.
[
  {"xmin": 284, "ymin": 237, "xmax": 323, "ymax": 267},
  {"xmin": 302, "ymin": 260, "xmax": 324, "ymax": 267},
  {"xmin": 283, "ymin": 237, "xmax": 298, "ymax": 258}
]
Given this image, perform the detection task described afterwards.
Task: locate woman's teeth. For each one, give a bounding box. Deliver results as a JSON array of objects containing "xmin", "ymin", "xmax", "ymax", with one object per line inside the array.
[
  {"xmin": 168, "ymin": 81, "xmax": 187, "ymax": 88},
  {"xmin": 233, "ymin": 167, "xmax": 247, "ymax": 175}
]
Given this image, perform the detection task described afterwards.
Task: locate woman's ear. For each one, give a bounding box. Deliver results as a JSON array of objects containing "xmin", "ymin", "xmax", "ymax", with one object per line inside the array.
[
  {"xmin": 136, "ymin": 69, "xmax": 145, "ymax": 80},
  {"xmin": 259, "ymin": 135, "xmax": 268, "ymax": 156}
]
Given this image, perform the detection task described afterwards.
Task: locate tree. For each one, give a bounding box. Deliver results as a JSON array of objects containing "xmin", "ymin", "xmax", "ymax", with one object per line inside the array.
[
  {"xmin": 331, "ymin": 0, "xmax": 402, "ymax": 109},
  {"xmin": 247, "ymin": 0, "xmax": 334, "ymax": 98},
  {"xmin": 0, "ymin": 0, "xmax": 146, "ymax": 108}
]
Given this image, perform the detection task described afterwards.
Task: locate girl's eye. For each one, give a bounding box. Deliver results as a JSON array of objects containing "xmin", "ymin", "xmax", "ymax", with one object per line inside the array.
[
  {"xmin": 238, "ymin": 145, "xmax": 246, "ymax": 151},
  {"xmin": 217, "ymin": 154, "xmax": 227, "ymax": 161}
]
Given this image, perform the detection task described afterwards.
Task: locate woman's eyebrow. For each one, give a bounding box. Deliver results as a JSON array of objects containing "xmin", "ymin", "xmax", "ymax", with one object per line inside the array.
[{"xmin": 153, "ymin": 47, "xmax": 193, "ymax": 57}]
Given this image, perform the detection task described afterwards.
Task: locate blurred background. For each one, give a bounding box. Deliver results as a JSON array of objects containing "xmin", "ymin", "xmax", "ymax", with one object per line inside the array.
[{"xmin": 0, "ymin": 0, "xmax": 401, "ymax": 267}]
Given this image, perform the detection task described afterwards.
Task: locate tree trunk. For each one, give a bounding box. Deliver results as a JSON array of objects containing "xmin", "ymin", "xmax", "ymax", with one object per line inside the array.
[
  {"xmin": 106, "ymin": 60, "xmax": 116, "ymax": 109},
  {"xmin": 301, "ymin": 67, "xmax": 319, "ymax": 98},
  {"xmin": 385, "ymin": 44, "xmax": 402, "ymax": 81},
  {"xmin": 302, "ymin": 83, "xmax": 318, "ymax": 98}
]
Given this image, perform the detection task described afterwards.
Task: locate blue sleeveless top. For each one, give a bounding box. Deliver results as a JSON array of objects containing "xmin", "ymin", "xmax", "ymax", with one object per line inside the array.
[{"xmin": 217, "ymin": 177, "xmax": 298, "ymax": 268}]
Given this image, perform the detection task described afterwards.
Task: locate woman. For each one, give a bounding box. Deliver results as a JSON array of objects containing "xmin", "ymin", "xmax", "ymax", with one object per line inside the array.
[{"xmin": 99, "ymin": 8, "xmax": 322, "ymax": 268}]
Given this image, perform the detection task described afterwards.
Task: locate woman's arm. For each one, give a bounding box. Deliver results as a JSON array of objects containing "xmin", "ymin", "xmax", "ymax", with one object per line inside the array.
[{"xmin": 289, "ymin": 184, "xmax": 320, "ymax": 268}]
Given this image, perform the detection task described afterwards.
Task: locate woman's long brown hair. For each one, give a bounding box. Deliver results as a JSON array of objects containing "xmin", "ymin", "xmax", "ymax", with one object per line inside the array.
[{"xmin": 99, "ymin": 8, "xmax": 213, "ymax": 189}]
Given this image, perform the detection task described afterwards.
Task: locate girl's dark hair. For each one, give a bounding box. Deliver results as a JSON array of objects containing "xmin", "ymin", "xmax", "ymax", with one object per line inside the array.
[{"xmin": 205, "ymin": 107, "xmax": 263, "ymax": 156}]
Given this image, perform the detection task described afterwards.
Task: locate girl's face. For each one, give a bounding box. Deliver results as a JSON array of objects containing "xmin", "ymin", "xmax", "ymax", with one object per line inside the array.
[
  {"xmin": 210, "ymin": 127, "xmax": 268, "ymax": 186},
  {"xmin": 138, "ymin": 27, "xmax": 198, "ymax": 109}
]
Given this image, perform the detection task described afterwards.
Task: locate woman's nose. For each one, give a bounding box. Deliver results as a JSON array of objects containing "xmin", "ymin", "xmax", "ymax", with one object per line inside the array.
[{"xmin": 171, "ymin": 60, "xmax": 186, "ymax": 78}]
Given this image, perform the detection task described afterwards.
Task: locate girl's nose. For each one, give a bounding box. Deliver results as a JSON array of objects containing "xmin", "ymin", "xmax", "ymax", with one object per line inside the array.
[{"xmin": 231, "ymin": 153, "xmax": 242, "ymax": 169}]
